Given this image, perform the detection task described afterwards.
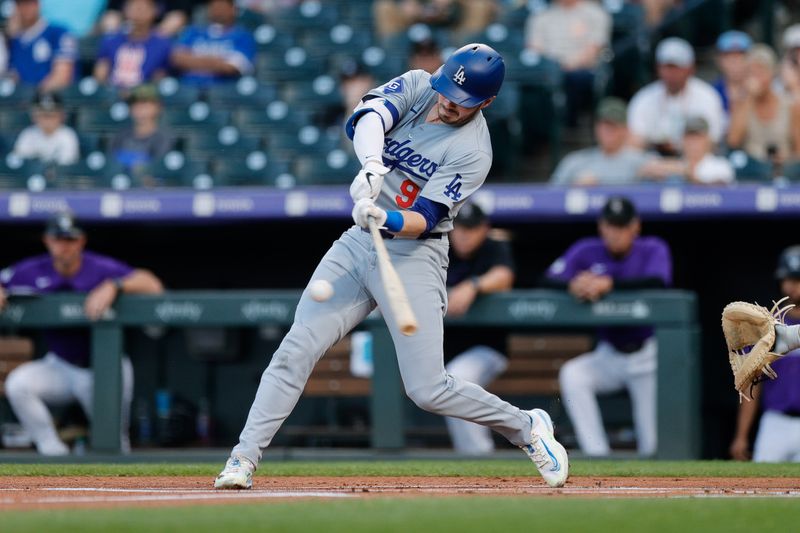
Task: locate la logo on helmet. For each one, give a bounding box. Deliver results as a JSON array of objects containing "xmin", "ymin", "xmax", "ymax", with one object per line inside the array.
[{"xmin": 453, "ymin": 65, "xmax": 466, "ymax": 86}]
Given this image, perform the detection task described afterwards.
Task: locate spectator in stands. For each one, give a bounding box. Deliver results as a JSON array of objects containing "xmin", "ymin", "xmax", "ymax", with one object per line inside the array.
[
  {"xmin": 407, "ymin": 36, "xmax": 442, "ymax": 75},
  {"xmin": 545, "ymin": 196, "xmax": 672, "ymax": 457},
  {"xmin": 12, "ymin": 91, "xmax": 79, "ymax": 166},
  {"xmin": 726, "ymin": 44, "xmax": 800, "ymax": 166},
  {"xmin": 235, "ymin": 0, "xmax": 299, "ymax": 17},
  {"xmin": 108, "ymin": 84, "xmax": 176, "ymax": 178},
  {"xmin": 93, "ymin": 0, "xmax": 173, "ymax": 90},
  {"xmin": 638, "ymin": 116, "xmax": 734, "ymax": 185},
  {"xmin": 730, "ymin": 245, "xmax": 800, "ymax": 463},
  {"xmin": 525, "ymin": 0, "xmax": 611, "ymax": 127},
  {"xmin": 39, "ymin": 0, "xmax": 108, "ymax": 37},
  {"xmin": 0, "ymin": 212, "xmax": 164, "ymax": 456},
  {"xmin": 322, "ymin": 58, "xmax": 376, "ymax": 151},
  {"xmin": 628, "ymin": 37, "xmax": 724, "ymax": 156},
  {"xmin": 101, "ymin": 0, "xmax": 195, "ymax": 37},
  {"xmin": 637, "ymin": 0, "xmax": 676, "ymax": 28},
  {"xmin": 373, "ymin": 0, "xmax": 462, "ymax": 40},
  {"xmin": 7, "ymin": 0, "xmax": 76, "ymax": 91},
  {"xmin": 779, "ymin": 24, "xmax": 800, "ymax": 103},
  {"xmin": 170, "ymin": 0, "xmax": 256, "ymax": 87},
  {"xmin": 712, "ymin": 30, "xmax": 752, "ymax": 119},
  {"xmin": 443, "ymin": 202, "xmax": 515, "ymax": 455},
  {"xmin": 550, "ymin": 97, "xmax": 653, "ymax": 186}
]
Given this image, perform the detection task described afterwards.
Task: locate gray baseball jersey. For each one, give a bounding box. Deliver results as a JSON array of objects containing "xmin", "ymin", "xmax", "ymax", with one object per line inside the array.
[
  {"xmin": 353, "ymin": 69, "xmax": 493, "ymax": 233},
  {"xmin": 228, "ymin": 70, "xmax": 533, "ymax": 467}
]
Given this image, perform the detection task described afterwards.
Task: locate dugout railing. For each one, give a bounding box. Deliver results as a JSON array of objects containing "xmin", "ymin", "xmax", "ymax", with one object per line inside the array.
[{"xmin": 0, "ymin": 289, "xmax": 700, "ymax": 459}]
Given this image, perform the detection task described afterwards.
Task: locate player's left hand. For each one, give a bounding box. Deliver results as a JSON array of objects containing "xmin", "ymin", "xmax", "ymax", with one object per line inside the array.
[
  {"xmin": 349, "ymin": 160, "xmax": 390, "ymax": 202},
  {"xmin": 352, "ymin": 198, "xmax": 387, "ymax": 229},
  {"xmin": 84, "ymin": 280, "xmax": 119, "ymax": 320}
]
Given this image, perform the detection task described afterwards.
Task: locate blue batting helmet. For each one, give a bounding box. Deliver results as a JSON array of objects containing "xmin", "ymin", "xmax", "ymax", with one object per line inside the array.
[{"xmin": 430, "ymin": 43, "xmax": 505, "ymax": 108}]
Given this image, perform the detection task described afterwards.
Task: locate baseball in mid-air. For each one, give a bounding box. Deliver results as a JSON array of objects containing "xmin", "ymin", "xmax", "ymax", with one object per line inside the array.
[{"xmin": 308, "ymin": 279, "xmax": 334, "ymax": 302}]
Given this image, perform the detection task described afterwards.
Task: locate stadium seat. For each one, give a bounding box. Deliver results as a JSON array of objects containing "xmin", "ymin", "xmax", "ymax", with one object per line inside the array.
[
  {"xmin": 0, "ymin": 109, "xmax": 31, "ymax": 131},
  {"xmin": 727, "ymin": 150, "xmax": 773, "ymax": 183},
  {"xmin": 0, "ymin": 79, "xmax": 35, "ymax": 107},
  {"xmin": 462, "ymin": 23, "xmax": 526, "ymax": 57},
  {"xmin": 204, "ymin": 77, "xmax": 278, "ymax": 109},
  {"xmin": 780, "ymin": 160, "xmax": 800, "ymax": 183},
  {"xmin": 358, "ymin": 45, "xmax": 407, "ymax": 85},
  {"xmin": 212, "ymin": 150, "xmax": 290, "ymax": 187},
  {"xmin": 53, "ymin": 152, "xmax": 130, "ymax": 190},
  {"xmin": 183, "ymin": 126, "xmax": 262, "ymax": 161},
  {"xmin": 292, "ymin": 148, "xmax": 360, "ymax": 185},
  {"xmin": 139, "ymin": 151, "xmax": 211, "ymax": 188},
  {"xmin": 281, "ymin": 77, "xmax": 341, "ymax": 111},
  {"xmin": 301, "ymin": 24, "xmax": 373, "ymax": 57},
  {"xmin": 61, "ymin": 78, "xmax": 117, "ymax": 111},
  {"xmin": 0, "ymin": 155, "xmax": 47, "ymax": 191},
  {"xmin": 157, "ymin": 78, "xmax": 203, "ymax": 107},
  {"xmin": 233, "ymin": 100, "xmax": 311, "ymax": 135},
  {"xmin": 266, "ymin": 1, "xmax": 339, "ymax": 32},
  {"xmin": 162, "ymin": 102, "xmax": 230, "ymax": 135},
  {"xmin": 482, "ymin": 82, "xmax": 522, "ymax": 179},
  {"xmin": 252, "ymin": 22, "xmax": 295, "ymax": 54},
  {"xmin": 255, "ymin": 47, "xmax": 327, "ymax": 83},
  {"xmin": 266, "ymin": 126, "xmax": 340, "ymax": 162},
  {"xmin": 76, "ymin": 34, "xmax": 103, "ymax": 78},
  {"xmin": 75, "ymin": 103, "xmax": 132, "ymax": 134}
]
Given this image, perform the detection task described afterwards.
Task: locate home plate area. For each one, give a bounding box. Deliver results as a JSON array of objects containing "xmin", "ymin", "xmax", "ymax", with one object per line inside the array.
[{"xmin": 2, "ymin": 477, "xmax": 800, "ymax": 509}]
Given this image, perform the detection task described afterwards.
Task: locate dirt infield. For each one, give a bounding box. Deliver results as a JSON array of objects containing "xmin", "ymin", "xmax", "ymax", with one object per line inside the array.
[{"xmin": 2, "ymin": 476, "xmax": 800, "ymax": 509}]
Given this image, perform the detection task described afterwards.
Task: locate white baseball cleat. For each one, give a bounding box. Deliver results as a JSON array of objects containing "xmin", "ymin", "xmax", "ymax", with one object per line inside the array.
[
  {"xmin": 214, "ymin": 456, "xmax": 255, "ymax": 489},
  {"xmin": 520, "ymin": 408, "xmax": 569, "ymax": 488}
]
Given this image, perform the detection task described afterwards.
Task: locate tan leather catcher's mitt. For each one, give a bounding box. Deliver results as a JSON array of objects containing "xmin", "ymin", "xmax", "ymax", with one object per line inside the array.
[{"xmin": 721, "ymin": 297, "xmax": 794, "ymax": 401}]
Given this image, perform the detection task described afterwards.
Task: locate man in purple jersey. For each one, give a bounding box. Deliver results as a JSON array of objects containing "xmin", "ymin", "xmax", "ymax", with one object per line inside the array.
[
  {"xmin": 0, "ymin": 212, "xmax": 163, "ymax": 455},
  {"xmin": 730, "ymin": 245, "xmax": 800, "ymax": 462},
  {"xmin": 543, "ymin": 196, "xmax": 672, "ymax": 457}
]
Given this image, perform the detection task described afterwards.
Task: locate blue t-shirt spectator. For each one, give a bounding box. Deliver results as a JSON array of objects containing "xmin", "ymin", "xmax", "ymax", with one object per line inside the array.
[
  {"xmin": 9, "ymin": 19, "xmax": 77, "ymax": 86},
  {"xmin": 172, "ymin": 23, "xmax": 255, "ymax": 86},
  {"xmin": 96, "ymin": 29, "xmax": 172, "ymax": 88}
]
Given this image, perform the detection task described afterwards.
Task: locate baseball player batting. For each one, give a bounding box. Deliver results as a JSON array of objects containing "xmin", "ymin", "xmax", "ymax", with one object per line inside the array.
[{"xmin": 214, "ymin": 43, "xmax": 569, "ymax": 489}]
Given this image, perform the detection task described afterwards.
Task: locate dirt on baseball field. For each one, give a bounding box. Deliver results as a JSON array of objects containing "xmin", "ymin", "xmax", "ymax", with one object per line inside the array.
[{"xmin": 2, "ymin": 476, "xmax": 800, "ymax": 509}]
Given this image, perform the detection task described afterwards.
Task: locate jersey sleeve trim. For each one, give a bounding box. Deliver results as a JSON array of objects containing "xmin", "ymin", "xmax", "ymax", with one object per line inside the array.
[{"xmin": 344, "ymin": 98, "xmax": 398, "ymax": 140}]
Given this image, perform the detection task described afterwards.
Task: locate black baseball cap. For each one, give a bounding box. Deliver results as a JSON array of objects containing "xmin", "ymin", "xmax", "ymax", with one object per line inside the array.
[
  {"xmin": 45, "ymin": 211, "xmax": 84, "ymax": 239},
  {"xmin": 776, "ymin": 245, "xmax": 800, "ymax": 279},
  {"xmin": 32, "ymin": 91, "xmax": 63, "ymax": 112},
  {"xmin": 454, "ymin": 202, "xmax": 488, "ymax": 228},
  {"xmin": 600, "ymin": 196, "xmax": 637, "ymax": 226}
]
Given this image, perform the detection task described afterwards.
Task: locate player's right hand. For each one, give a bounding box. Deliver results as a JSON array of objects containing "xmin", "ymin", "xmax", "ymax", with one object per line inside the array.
[
  {"xmin": 352, "ymin": 198, "xmax": 387, "ymax": 229},
  {"xmin": 349, "ymin": 160, "xmax": 390, "ymax": 202}
]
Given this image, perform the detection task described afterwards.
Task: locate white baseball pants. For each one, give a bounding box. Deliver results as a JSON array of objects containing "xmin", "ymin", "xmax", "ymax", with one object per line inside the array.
[
  {"xmin": 753, "ymin": 410, "xmax": 800, "ymax": 462},
  {"xmin": 5, "ymin": 353, "xmax": 134, "ymax": 455},
  {"xmin": 558, "ymin": 338, "xmax": 657, "ymax": 457}
]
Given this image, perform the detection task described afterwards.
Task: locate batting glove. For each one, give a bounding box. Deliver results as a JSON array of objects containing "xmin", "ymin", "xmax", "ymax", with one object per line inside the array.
[
  {"xmin": 352, "ymin": 198, "xmax": 387, "ymax": 229},
  {"xmin": 349, "ymin": 160, "xmax": 390, "ymax": 202}
]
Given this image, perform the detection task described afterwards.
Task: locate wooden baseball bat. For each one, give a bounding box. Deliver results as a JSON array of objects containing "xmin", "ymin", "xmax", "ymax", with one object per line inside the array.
[{"xmin": 367, "ymin": 216, "xmax": 418, "ymax": 336}]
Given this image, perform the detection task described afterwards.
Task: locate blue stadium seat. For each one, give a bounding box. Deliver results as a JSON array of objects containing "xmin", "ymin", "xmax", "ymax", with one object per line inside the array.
[
  {"xmin": 301, "ymin": 24, "xmax": 373, "ymax": 56},
  {"xmin": 281, "ymin": 77, "xmax": 341, "ymax": 109},
  {"xmin": 252, "ymin": 22, "xmax": 295, "ymax": 53},
  {"xmin": 0, "ymin": 109, "xmax": 32, "ymax": 131},
  {"xmin": 780, "ymin": 160, "xmax": 800, "ymax": 183},
  {"xmin": 358, "ymin": 45, "xmax": 407, "ymax": 85},
  {"xmin": 462, "ymin": 23, "xmax": 525, "ymax": 57},
  {"xmin": 212, "ymin": 150, "xmax": 290, "ymax": 186}
]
